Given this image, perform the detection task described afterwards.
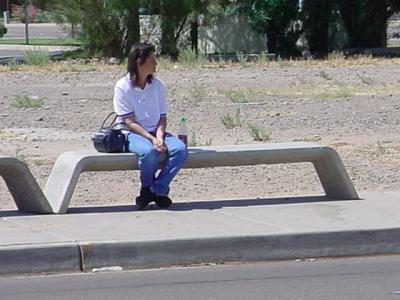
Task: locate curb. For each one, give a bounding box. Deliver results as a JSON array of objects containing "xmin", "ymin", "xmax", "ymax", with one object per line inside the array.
[
  {"xmin": 2, "ymin": 228, "xmax": 400, "ymax": 276},
  {"xmin": 0, "ymin": 243, "xmax": 81, "ymax": 275},
  {"xmin": 80, "ymin": 228, "xmax": 400, "ymax": 271}
]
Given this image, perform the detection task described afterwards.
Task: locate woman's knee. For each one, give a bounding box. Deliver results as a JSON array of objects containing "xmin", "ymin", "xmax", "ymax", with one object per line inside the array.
[
  {"xmin": 170, "ymin": 142, "xmax": 188, "ymax": 159},
  {"xmin": 140, "ymin": 147, "xmax": 159, "ymax": 162},
  {"xmin": 127, "ymin": 133, "xmax": 155, "ymax": 155}
]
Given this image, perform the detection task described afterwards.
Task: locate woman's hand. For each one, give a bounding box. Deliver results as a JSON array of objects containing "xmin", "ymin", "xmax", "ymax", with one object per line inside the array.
[{"xmin": 151, "ymin": 136, "xmax": 166, "ymax": 153}]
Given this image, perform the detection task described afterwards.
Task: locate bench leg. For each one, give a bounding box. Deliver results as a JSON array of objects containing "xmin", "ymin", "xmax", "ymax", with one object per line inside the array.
[
  {"xmin": 0, "ymin": 157, "xmax": 53, "ymax": 213},
  {"xmin": 44, "ymin": 152, "xmax": 85, "ymax": 214},
  {"xmin": 313, "ymin": 147, "xmax": 359, "ymax": 200}
]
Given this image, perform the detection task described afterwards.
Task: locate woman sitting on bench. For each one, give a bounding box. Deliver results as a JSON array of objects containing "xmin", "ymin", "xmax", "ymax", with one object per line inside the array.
[{"xmin": 113, "ymin": 42, "xmax": 188, "ymax": 210}]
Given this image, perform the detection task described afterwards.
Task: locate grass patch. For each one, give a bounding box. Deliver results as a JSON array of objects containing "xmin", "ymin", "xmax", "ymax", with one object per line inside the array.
[
  {"xmin": 57, "ymin": 65, "xmax": 81, "ymax": 72},
  {"xmin": 225, "ymin": 89, "xmax": 255, "ymax": 103},
  {"xmin": 178, "ymin": 48, "xmax": 207, "ymax": 68},
  {"xmin": 357, "ymin": 74, "xmax": 374, "ymax": 85},
  {"xmin": 12, "ymin": 95, "xmax": 45, "ymax": 109},
  {"xmin": 220, "ymin": 108, "xmax": 241, "ymax": 129},
  {"xmin": 188, "ymin": 82, "xmax": 207, "ymax": 103},
  {"xmin": 24, "ymin": 48, "xmax": 50, "ymax": 66},
  {"xmin": 7, "ymin": 58, "xmax": 21, "ymax": 71},
  {"xmin": 180, "ymin": 82, "xmax": 208, "ymax": 105},
  {"xmin": 157, "ymin": 54, "xmax": 400, "ymax": 69},
  {"xmin": 320, "ymin": 85, "xmax": 355, "ymax": 98},
  {"xmin": 253, "ymin": 53, "xmax": 397, "ymax": 68},
  {"xmin": 157, "ymin": 56, "xmax": 175, "ymax": 70},
  {"xmin": 56, "ymin": 49, "xmax": 90, "ymax": 61},
  {"xmin": 256, "ymin": 51, "xmax": 268, "ymax": 65},
  {"xmin": 248, "ymin": 123, "xmax": 271, "ymax": 142},
  {"xmin": 188, "ymin": 131, "xmax": 212, "ymax": 147},
  {"xmin": 221, "ymin": 82, "xmax": 400, "ymax": 100},
  {"xmin": 0, "ymin": 38, "xmax": 81, "ymax": 46},
  {"xmin": 319, "ymin": 70, "xmax": 333, "ymax": 80},
  {"xmin": 0, "ymin": 130, "xmax": 24, "ymax": 140},
  {"xmin": 248, "ymin": 82, "xmax": 400, "ymax": 99},
  {"xmin": 236, "ymin": 51, "xmax": 248, "ymax": 66}
]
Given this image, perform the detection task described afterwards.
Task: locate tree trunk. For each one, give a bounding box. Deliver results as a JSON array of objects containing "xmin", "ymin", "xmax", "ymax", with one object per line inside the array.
[
  {"xmin": 125, "ymin": 1, "xmax": 140, "ymax": 57},
  {"xmin": 160, "ymin": 15, "xmax": 179, "ymax": 59},
  {"xmin": 266, "ymin": 23, "xmax": 278, "ymax": 54},
  {"xmin": 190, "ymin": 13, "xmax": 199, "ymax": 54},
  {"xmin": 302, "ymin": 0, "xmax": 332, "ymax": 57}
]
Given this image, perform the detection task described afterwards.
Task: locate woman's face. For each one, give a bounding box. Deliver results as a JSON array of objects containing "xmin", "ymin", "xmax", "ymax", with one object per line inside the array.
[{"xmin": 140, "ymin": 52, "xmax": 157, "ymax": 75}]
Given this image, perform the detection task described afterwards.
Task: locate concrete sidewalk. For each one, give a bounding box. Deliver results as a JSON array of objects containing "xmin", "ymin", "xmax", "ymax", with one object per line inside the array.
[{"xmin": 1, "ymin": 191, "xmax": 400, "ymax": 276}]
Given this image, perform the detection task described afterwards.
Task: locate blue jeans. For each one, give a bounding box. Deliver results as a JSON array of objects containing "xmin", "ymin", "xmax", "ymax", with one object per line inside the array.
[{"xmin": 127, "ymin": 132, "xmax": 188, "ymax": 196}]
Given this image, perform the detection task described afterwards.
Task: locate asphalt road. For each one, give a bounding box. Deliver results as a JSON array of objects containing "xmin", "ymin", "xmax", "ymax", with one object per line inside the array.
[
  {"xmin": 0, "ymin": 23, "xmax": 75, "ymax": 58},
  {"xmin": 1, "ymin": 255, "xmax": 400, "ymax": 299},
  {"xmin": 3, "ymin": 23, "xmax": 71, "ymax": 39},
  {"xmin": 0, "ymin": 49, "xmax": 24, "ymax": 57}
]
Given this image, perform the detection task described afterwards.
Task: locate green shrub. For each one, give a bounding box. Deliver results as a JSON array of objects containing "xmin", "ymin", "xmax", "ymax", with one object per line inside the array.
[
  {"xmin": 24, "ymin": 49, "xmax": 50, "ymax": 66},
  {"xmin": 33, "ymin": 11, "xmax": 61, "ymax": 23},
  {"xmin": 0, "ymin": 24, "xmax": 7, "ymax": 38},
  {"xmin": 13, "ymin": 95, "xmax": 45, "ymax": 109},
  {"xmin": 220, "ymin": 108, "xmax": 242, "ymax": 129},
  {"xmin": 34, "ymin": 11, "xmax": 51, "ymax": 23},
  {"xmin": 248, "ymin": 123, "xmax": 270, "ymax": 142}
]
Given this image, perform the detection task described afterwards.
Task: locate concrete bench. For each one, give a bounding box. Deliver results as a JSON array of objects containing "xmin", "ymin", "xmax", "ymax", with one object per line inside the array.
[
  {"xmin": 0, "ymin": 156, "xmax": 52, "ymax": 213},
  {"xmin": 44, "ymin": 142, "xmax": 358, "ymax": 214}
]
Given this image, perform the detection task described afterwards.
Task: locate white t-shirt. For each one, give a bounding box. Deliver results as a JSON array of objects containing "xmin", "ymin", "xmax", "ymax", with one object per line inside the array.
[{"xmin": 113, "ymin": 74, "xmax": 167, "ymax": 132}]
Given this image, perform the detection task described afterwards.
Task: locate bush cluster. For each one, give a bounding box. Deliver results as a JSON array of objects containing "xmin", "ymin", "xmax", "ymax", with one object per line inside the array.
[{"xmin": 0, "ymin": 24, "xmax": 7, "ymax": 38}]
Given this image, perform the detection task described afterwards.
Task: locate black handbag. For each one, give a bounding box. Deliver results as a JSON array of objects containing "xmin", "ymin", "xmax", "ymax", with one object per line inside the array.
[{"xmin": 91, "ymin": 112, "xmax": 128, "ymax": 153}]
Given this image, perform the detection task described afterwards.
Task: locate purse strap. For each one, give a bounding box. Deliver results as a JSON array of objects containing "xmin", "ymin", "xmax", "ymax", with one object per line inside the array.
[{"xmin": 100, "ymin": 112, "xmax": 118, "ymax": 129}]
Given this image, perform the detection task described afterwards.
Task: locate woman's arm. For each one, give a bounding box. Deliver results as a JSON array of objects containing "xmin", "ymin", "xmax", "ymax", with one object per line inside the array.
[
  {"xmin": 156, "ymin": 116, "xmax": 167, "ymax": 142},
  {"xmin": 124, "ymin": 116, "xmax": 166, "ymax": 152},
  {"xmin": 124, "ymin": 116, "xmax": 156, "ymax": 142}
]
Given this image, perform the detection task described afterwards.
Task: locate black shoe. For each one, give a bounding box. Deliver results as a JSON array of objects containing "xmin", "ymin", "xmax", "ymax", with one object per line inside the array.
[
  {"xmin": 155, "ymin": 195, "xmax": 173, "ymax": 208},
  {"xmin": 135, "ymin": 187, "xmax": 156, "ymax": 210}
]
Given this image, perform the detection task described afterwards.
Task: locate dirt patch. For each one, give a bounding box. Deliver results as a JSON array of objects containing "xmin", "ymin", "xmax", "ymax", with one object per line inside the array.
[{"xmin": 1, "ymin": 59, "xmax": 400, "ymax": 210}]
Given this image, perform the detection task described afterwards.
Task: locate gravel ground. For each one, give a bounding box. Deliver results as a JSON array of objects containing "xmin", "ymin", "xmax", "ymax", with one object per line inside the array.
[{"xmin": 1, "ymin": 58, "xmax": 400, "ymax": 210}]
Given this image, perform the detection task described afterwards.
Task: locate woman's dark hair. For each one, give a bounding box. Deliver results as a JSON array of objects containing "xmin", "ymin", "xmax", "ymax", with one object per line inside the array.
[{"xmin": 127, "ymin": 41, "xmax": 156, "ymax": 84}]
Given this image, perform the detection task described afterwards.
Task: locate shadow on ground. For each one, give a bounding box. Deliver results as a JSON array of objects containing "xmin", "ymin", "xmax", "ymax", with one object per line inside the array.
[{"xmin": 0, "ymin": 195, "xmax": 362, "ymax": 217}]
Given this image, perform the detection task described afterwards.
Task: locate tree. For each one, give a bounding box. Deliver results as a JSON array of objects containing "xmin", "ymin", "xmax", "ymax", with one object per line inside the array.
[
  {"xmin": 335, "ymin": 0, "xmax": 400, "ymax": 48},
  {"xmin": 234, "ymin": 0, "xmax": 301, "ymax": 56},
  {"xmin": 301, "ymin": 0, "xmax": 334, "ymax": 57},
  {"xmin": 143, "ymin": 0, "xmax": 219, "ymax": 59},
  {"xmin": 109, "ymin": 0, "xmax": 141, "ymax": 57},
  {"xmin": 38, "ymin": 0, "xmax": 141, "ymax": 58},
  {"xmin": 159, "ymin": 0, "xmax": 194, "ymax": 59}
]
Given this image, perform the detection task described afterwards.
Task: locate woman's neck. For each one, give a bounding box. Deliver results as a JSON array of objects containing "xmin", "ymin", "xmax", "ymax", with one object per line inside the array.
[
  {"xmin": 136, "ymin": 70, "xmax": 150, "ymax": 89},
  {"xmin": 136, "ymin": 78, "xmax": 147, "ymax": 89}
]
